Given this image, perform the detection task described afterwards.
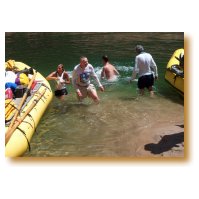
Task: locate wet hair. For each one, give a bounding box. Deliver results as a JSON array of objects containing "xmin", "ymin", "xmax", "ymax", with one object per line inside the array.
[
  {"xmin": 80, "ymin": 56, "xmax": 87, "ymax": 61},
  {"xmin": 57, "ymin": 64, "xmax": 64, "ymax": 73},
  {"xmin": 135, "ymin": 45, "xmax": 144, "ymax": 54},
  {"xmin": 102, "ymin": 55, "xmax": 109, "ymax": 62}
]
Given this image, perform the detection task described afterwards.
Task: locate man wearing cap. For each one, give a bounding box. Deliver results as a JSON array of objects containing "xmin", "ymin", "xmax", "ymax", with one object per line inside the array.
[{"xmin": 132, "ymin": 45, "xmax": 158, "ymax": 97}]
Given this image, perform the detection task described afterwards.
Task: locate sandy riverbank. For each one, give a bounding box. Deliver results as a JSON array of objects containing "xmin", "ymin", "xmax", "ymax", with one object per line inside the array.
[
  {"xmin": 23, "ymin": 94, "xmax": 184, "ymax": 158},
  {"xmin": 131, "ymin": 122, "xmax": 184, "ymax": 157}
]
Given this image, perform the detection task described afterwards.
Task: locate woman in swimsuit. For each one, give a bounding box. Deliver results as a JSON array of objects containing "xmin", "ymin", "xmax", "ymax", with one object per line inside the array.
[{"xmin": 46, "ymin": 64, "xmax": 70, "ymax": 100}]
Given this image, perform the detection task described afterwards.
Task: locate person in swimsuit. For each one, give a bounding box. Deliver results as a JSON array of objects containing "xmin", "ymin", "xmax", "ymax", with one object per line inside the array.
[
  {"xmin": 101, "ymin": 55, "xmax": 120, "ymax": 81},
  {"xmin": 72, "ymin": 56, "xmax": 104, "ymax": 103},
  {"xmin": 46, "ymin": 64, "xmax": 70, "ymax": 100}
]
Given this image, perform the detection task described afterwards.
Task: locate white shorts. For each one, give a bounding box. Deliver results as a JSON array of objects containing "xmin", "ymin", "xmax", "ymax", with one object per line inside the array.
[{"xmin": 78, "ymin": 84, "xmax": 96, "ymax": 98}]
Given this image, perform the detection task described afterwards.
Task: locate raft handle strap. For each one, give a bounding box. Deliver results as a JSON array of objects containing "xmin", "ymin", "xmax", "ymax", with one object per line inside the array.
[
  {"xmin": 41, "ymin": 83, "xmax": 52, "ymax": 92},
  {"xmin": 17, "ymin": 127, "xmax": 31, "ymax": 152}
]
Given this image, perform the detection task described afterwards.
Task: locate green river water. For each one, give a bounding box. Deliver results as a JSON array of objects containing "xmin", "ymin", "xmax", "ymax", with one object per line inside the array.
[{"xmin": 5, "ymin": 32, "xmax": 184, "ymax": 157}]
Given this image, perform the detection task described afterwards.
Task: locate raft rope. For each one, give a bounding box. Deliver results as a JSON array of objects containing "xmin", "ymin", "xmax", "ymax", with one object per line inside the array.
[
  {"xmin": 13, "ymin": 97, "xmax": 45, "ymax": 152},
  {"xmin": 5, "ymin": 84, "xmax": 48, "ymax": 149},
  {"xmin": 27, "ymin": 113, "xmax": 36, "ymax": 129},
  {"xmin": 17, "ymin": 127, "xmax": 31, "ymax": 152},
  {"xmin": 20, "ymin": 119, "xmax": 34, "ymax": 129},
  {"xmin": 41, "ymin": 83, "xmax": 51, "ymax": 92}
]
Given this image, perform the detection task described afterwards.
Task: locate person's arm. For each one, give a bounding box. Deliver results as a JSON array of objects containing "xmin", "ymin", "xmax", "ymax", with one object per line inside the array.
[
  {"xmin": 101, "ymin": 67, "xmax": 105, "ymax": 79},
  {"xmin": 46, "ymin": 71, "xmax": 57, "ymax": 81},
  {"xmin": 64, "ymin": 72, "xmax": 70, "ymax": 84},
  {"xmin": 72, "ymin": 69, "xmax": 83, "ymax": 97},
  {"xmin": 114, "ymin": 67, "xmax": 120, "ymax": 76},
  {"xmin": 72, "ymin": 69, "xmax": 79, "ymax": 90},
  {"xmin": 132, "ymin": 57, "xmax": 138, "ymax": 80},
  {"xmin": 150, "ymin": 57, "xmax": 158, "ymax": 79},
  {"xmin": 91, "ymin": 66, "xmax": 104, "ymax": 91}
]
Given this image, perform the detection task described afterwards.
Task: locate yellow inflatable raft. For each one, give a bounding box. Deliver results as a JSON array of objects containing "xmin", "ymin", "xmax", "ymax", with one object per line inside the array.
[
  {"xmin": 165, "ymin": 49, "xmax": 184, "ymax": 96},
  {"xmin": 5, "ymin": 60, "xmax": 53, "ymax": 157}
]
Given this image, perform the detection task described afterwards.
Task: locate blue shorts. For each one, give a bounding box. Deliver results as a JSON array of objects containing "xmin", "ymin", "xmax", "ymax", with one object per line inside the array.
[{"xmin": 138, "ymin": 74, "xmax": 154, "ymax": 89}]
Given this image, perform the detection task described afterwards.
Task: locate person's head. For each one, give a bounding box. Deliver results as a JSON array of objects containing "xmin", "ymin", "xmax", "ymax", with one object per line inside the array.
[
  {"xmin": 80, "ymin": 56, "xmax": 88, "ymax": 67},
  {"xmin": 135, "ymin": 45, "xmax": 144, "ymax": 54},
  {"xmin": 102, "ymin": 55, "xmax": 109, "ymax": 64},
  {"xmin": 57, "ymin": 64, "xmax": 64, "ymax": 74}
]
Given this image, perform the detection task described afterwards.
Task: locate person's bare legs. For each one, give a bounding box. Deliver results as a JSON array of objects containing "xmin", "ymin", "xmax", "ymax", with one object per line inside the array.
[
  {"xmin": 76, "ymin": 93, "xmax": 83, "ymax": 102},
  {"xmin": 148, "ymin": 86, "xmax": 154, "ymax": 97},
  {"xmin": 58, "ymin": 95, "xmax": 65, "ymax": 101},
  {"xmin": 88, "ymin": 89, "xmax": 100, "ymax": 103},
  {"xmin": 139, "ymin": 89, "xmax": 145, "ymax": 96}
]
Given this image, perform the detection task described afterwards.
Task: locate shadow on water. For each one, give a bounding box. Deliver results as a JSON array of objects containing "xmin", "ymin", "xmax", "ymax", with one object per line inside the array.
[
  {"xmin": 157, "ymin": 92, "xmax": 184, "ymax": 107},
  {"xmin": 51, "ymin": 101, "xmax": 92, "ymax": 115},
  {"xmin": 144, "ymin": 131, "xmax": 184, "ymax": 154},
  {"xmin": 156, "ymin": 76, "xmax": 184, "ymax": 106},
  {"xmin": 118, "ymin": 96, "xmax": 138, "ymax": 101}
]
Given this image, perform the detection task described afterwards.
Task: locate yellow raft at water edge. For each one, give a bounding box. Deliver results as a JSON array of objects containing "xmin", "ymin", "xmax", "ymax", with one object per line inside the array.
[
  {"xmin": 5, "ymin": 60, "xmax": 53, "ymax": 157},
  {"xmin": 165, "ymin": 48, "xmax": 184, "ymax": 96}
]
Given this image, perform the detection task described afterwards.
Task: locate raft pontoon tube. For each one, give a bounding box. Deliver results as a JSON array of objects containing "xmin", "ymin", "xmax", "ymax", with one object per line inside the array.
[
  {"xmin": 165, "ymin": 48, "xmax": 184, "ymax": 96},
  {"xmin": 5, "ymin": 60, "xmax": 53, "ymax": 157}
]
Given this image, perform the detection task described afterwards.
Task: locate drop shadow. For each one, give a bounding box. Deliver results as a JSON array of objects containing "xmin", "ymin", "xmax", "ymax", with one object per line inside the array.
[{"xmin": 144, "ymin": 132, "xmax": 184, "ymax": 154}]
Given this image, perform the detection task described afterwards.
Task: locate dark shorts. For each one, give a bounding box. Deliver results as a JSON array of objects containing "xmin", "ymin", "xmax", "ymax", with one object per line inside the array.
[
  {"xmin": 138, "ymin": 74, "xmax": 154, "ymax": 89},
  {"xmin": 54, "ymin": 88, "xmax": 68, "ymax": 97}
]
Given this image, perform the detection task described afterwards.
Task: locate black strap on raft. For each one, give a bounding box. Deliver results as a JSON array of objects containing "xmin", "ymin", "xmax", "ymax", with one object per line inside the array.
[
  {"xmin": 25, "ymin": 113, "xmax": 38, "ymax": 134},
  {"xmin": 170, "ymin": 65, "xmax": 184, "ymax": 78},
  {"xmin": 174, "ymin": 74, "xmax": 177, "ymax": 84},
  {"xmin": 21, "ymin": 119, "xmax": 34, "ymax": 129},
  {"xmin": 41, "ymin": 83, "xmax": 52, "ymax": 92},
  {"xmin": 9, "ymin": 103, "xmax": 19, "ymax": 110},
  {"xmin": 175, "ymin": 54, "xmax": 184, "ymax": 67},
  {"xmin": 17, "ymin": 127, "xmax": 31, "ymax": 152},
  {"xmin": 27, "ymin": 113, "xmax": 36, "ymax": 129}
]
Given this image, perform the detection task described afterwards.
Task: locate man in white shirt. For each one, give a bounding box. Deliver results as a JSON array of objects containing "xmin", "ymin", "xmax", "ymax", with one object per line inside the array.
[
  {"xmin": 132, "ymin": 45, "xmax": 158, "ymax": 97},
  {"xmin": 72, "ymin": 56, "xmax": 104, "ymax": 103}
]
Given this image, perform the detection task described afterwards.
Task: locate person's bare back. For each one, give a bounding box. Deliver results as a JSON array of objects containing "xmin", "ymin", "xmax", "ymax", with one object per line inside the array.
[
  {"xmin": 102, "ymin": 63, "xmax": 119, "ymax": 80},
  {"xmin": 101, "ymin": 55, "xmax": 119, "ymax": 81}
]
